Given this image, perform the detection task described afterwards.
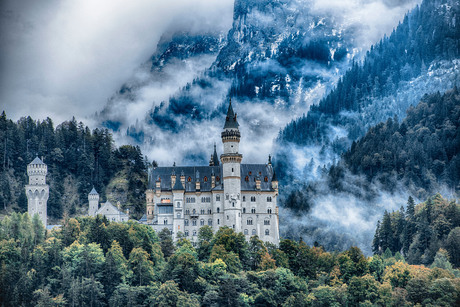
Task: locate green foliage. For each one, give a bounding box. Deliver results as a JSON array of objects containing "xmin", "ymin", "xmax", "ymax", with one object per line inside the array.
[
  {"xmin": 374, "ymin": 194, "xmax": 460, "ymax": 270},
  {"xmin": 2, "ymin": 214, "xmax": 460, "ymax": 306}
]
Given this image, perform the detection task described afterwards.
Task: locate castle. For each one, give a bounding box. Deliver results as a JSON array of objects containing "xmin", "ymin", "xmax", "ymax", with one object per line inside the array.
[
  {"xmin": 24, "ymin": 101, "xmax": 279, "ymax": 244},
  {"xmin": 145, "ymin": 100, "xmax": 280, "ymax": 245}
]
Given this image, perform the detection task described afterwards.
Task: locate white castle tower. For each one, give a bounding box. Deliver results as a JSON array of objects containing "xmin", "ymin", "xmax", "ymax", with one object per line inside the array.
[
  {"xmin": 88, "ymin": 187, "xmax": 99, "ymax": 216},
  {"xmin": 25, "ymin": 157, "xmax": 49, "ymax": 227},
  {"xmin": 221, "ymin": 99, "xmax": 243, "ymax": 231}
]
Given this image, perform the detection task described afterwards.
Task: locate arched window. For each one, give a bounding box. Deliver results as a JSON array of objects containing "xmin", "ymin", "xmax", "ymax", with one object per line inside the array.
[
  {"xmin": 187, "ymin": 176, "xmax": 192, "ymax": 182},
  {"xmin": 265, "ymin": 229, "xmax": 270, "ymax": 236},
  {"xmin": 251, "ymin": 196, "xmax": 256, "ymax": 202},
  {"xmin": 267, "ymin": 197, "xmax": 272, "ymax": 202},
  {"xmin": 208, "ymin": 219, "xmax": 212, "ymax": 226},
  {"xmin": 247, "ymin": 218, "xmax": 253, "ymax": 225},
  {"xmin": 177, "ymin": 213, "xmax": 181, "ymax": 218},
  {"xmin": 200, "ymin": 219, "xmax": 204, "ymax": 226},
  {"xmin": 217, "ymin": 219, "xmax": 220, "ymax": 225},
  {"xmin": 267, "ymin": 208, "xmax": 272, "ymax": 214},
  {"xmin": 193, "ymin": 230, "xmax": 197, "ymax": 236},
  {"xmin": 185, "ymin": 230, "xmax": 189, "ymax": 236},
  {"xmin": 243, "ymin": 208, "xmax": 246, "ymax": 213},
  {"xmin": 264, "ymin": 219, "xmax": 270, "ymax": 225},
  {"xmin": 252, "ymin": 229, "xmax": 256, "ymax": 235},
  {"xmin": 193, "ymin": 209, "xmax": 196, "ymax": 214},
  {"xmin": 245, "ymin": 176, "xmax": 249, "ymax": 182},
  {"xmin": 249, "ymin": 171, "xmax": 252, "ymax": 175},
  {"xmin": 204, "ymin": 176, "xmax": 208, "ymax": 182},
  {"xmin": 216, "ymin": 176, "xmax": 220, "ymax": 181},
  {"xmin": 264, "ymin": 176, "xmax": 268, "ymax": 182},
  {"xmin": 217, "ymin": 207, "xmax": 220, "ymax": 213},
  {"xmin": 251, "ymin": 208, "xmax": 256, "ymax": 214},
  {"xmin": 244, "ymin": 229, "xmax": 248, "ymax": 235},
  {"xmin": 185, "ymin": 220, "xmax": 189, "ymax": 226}
]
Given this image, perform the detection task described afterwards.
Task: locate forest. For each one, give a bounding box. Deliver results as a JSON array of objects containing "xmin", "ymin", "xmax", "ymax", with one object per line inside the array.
[
  {"xmin": 1, "ymin": 199, "xmax": 459, "ymax": 306},
  {"xmin": 373, "ymin": 194, "xmax": 460, "ymax": 268},
  {"xmin": 341, "ymin": 88, "xmax": 460, "ymax": 199},
  {"xmin": 0, "ymin": 112, "xmax": 147, "ymax": 221},
  {"xmin": 280, "ymin": 0, "xmax": 460, "ymax": 148}
]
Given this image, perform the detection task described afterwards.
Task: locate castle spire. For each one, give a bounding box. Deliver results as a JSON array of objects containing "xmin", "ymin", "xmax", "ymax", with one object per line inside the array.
[
  {"xmin": 223, "ymin": 98, "xmax": 239, "ymax": 129},
  {"xmin": 212, "ymin": 143, "xmax": 219, "ymax": 166}
]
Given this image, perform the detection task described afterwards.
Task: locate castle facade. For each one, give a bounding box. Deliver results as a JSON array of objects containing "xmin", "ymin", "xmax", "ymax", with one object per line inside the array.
[{"xmin": 146, "ymin": 101, "xmax": 280, "ymax": 245}]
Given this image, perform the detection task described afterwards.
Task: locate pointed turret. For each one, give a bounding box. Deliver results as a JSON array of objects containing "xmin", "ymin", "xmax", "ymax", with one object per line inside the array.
[
  {"xmin": 223, "ymin": 98, "xmax": 239, "ymax": 129},
  {"xmin": 213, "ymin": 143, "xmax": 219, "ymax": 166}
]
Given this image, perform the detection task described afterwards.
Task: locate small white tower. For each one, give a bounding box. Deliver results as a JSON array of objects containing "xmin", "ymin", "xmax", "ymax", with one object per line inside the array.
[
  {"xmin": 25, "ymin": 157, "xmax": 49, "ymax": 227},
  {"xmin": 221, "ymin": 99, "xmax": 243, "ymax": 232},
  {"xmin": 88, "ymin": 188, "xmax": 99, "ymax": 216}
]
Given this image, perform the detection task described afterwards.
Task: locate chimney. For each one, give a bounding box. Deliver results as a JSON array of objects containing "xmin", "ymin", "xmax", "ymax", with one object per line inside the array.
[{"xmin": 255, "ymin": 177, "xmax": 261, "ymax": 190}]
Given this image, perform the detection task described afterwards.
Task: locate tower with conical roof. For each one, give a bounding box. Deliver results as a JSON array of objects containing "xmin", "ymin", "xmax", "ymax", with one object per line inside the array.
[
  {"xmin": 88, "ymin": 188, "xmax": 100, "ymax": 216},
  {"xmin": 25, "ymin": 157, "xmax": 49, "ymax": 227},
  {"xmin": 221, "ymin": 99, "xmax": 243, "ymax": 231}
]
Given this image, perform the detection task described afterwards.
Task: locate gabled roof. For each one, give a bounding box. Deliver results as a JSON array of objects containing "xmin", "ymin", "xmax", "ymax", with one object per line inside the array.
[
  {"xmin": 223, "ymin": 99, "xmax": 239, "ymax": 129},
  {"xmin": 29, "ymin": 156, "xmax": 45, "ymax": 165},
  {"xmin": 89, "ymin": 187, "xmax": 99, "ymax": 195},
  {"xmin": 96, "ymin": 201, "xmax": 128, "ymax": 217},
  {"xmin": 173, "ymin": 177, "xmax": 185, "ymax": 190}
]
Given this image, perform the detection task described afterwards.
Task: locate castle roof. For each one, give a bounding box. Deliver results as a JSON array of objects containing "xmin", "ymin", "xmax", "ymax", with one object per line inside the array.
[
  {"xmin": 223, "ymin": 99, "xmax": 239, "ymax": 129},
  {"xmin": 29, "ymin": 156, "xmax": 45, "ymax": 165},
  {"xmin": 172, "ymin": 176, "xmax": 185, "ymax": 190},
  {"xmin": 96, "ymin": 201, "xmax": 128, "ymax": 217},
  {"xmin": 89, "ymin": 187, "xmax": 99, "ymax": 195},
  {"xmin": 148, "ymin": 164, "xmax": 275, "ymax": 192}
]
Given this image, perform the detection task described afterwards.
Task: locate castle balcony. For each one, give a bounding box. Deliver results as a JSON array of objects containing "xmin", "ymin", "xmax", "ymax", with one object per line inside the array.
[{"xmin": 189, "ymin": 213, "xmax": 199, "ymax": 219}]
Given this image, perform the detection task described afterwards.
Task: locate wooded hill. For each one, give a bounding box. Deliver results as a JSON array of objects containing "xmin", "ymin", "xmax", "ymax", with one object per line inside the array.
[
  {"xmin": 1, "ymin": 213, "xmax": 459, "ymax": 306},
  {"xmin": 0, "ymin": 113, "xmax": 147, "ymax": 220}
]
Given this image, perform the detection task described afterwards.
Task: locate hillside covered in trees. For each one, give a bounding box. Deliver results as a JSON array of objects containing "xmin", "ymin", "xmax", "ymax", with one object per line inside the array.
[
  {"xmin": 373, "ymin": 194, "xmax": 460, "ymax": 268},
  {"xmin": 340, "ymin": 88, "xmax": 460, "ymax": 199},
  {"xmin": 0, "ymin": 113, "xmax": 147, "ymax": 220},
  {"xmin": 1, "ymin": 212, "xmax": 460, "ymax": 306},
  {"xmin": 280, "ymin": 0, "xmax": 460, "ymax": 150}
]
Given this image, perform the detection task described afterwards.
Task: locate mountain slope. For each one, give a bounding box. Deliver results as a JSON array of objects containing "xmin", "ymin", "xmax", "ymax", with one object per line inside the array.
[{"xmin": 277, "ymin": 0, "xmax": 460, "ymax": 182}]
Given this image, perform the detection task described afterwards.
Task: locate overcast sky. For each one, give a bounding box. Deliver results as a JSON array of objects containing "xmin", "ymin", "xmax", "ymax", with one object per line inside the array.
[
  {"xmin": 0, "ymin": 0, "xmax": 234, "ymax": 123},
  {"xmin": 0, "ymin": 0, "xmax": 419, "ymax": 124}
]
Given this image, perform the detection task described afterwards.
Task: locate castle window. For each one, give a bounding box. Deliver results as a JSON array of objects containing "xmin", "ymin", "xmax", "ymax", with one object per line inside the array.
[
  {"xmin": 243, "ymin": 208, "xmax": 246, "ymax": 213},
  {"xmin": 218, "ymin": 219, "xmax": 220, "ymax": 225},
  {"xmin": 267, "ymin": 208, "xmax": 272, "ymax": 214},
  {"xmin": 264, "ymin": 177, "xmax": 268, "ymax": 182},
  {"xmin": 185, "ymin": 209, "xmax": 190, "ymax": 215},
  {"xmin": 208, "ymin": 209, "xmax": 212, "ymax": 214},
  {"xmin": 227, "ymin": 215, "xmax": 229, "ymax": 220},
  {"xmin": 204, "ymin": 176, "xmax": 208, "ymax": 182},
  {"xmin": 177, "ymin": 202, "xmax": 181, "ymax": 207},
  {"xmin": 251, "ymin": 196, "xmax": 256, "ymax": 202},
  {"xmin": 247, "ymin": 219, "xmax": 253, "ymax": 225},
  {"xmin": 267, "ymin": 197, "xmax": 272, "ymax": 202},
  {"xmin": 188, "ymin": 177, "xmax": 192, "ymax": 182},
  {"xmin": 244, "ymin": 229, "xmax": 248, "ymax": 235},
  {"xmin": 192, "ymin": 220, "xmax": 197, "ymax": 226},
  {"xmin": 164, "ymin": 219, "xmax": 168, "ymax": 225},
  {"xmin": 251, "ymin": 208, "xmax": 256, "ymax": 214},
  {"xmin": 216, "ymin": 176, "xmax": 220, "ymax": 182},
  {"xmin": 185, "ymin": 220, "xmax": 189, "ymax": 226},
  {"xmin": 208, "ymin": 219, "xmax": 212, "ymax": 226},
  {"xmin": 243, "ymin": 196, "xmax": 246, "ymax": 202},
  {"xmin": 185, "ymin": 230, "xmax": 189, "ymax": 236},
  {"xmin": 216, "ymin": 195, "xmax": 220, "ymax": 201},
  {"xmin": 200, "ymin": 209, "xmax": 205, "ymax": 214},
  {"xmin": 193, "ymin": 230, "xmax": 197, "ymax": 236},
  {"xmin": 232, "ymin": 168, "xmax": 234, "ymax": 172},
  {"xmin": 249, "ymin": 171, "xmax": 252, "ymax": 175},
  {"xmin": 177, "ymin": 213, "xmax": 181, "ymax": 219},
  {"xmin": 226, "ymin": 194, "xmax": 229, "ymax": 200},
  {"xmin": 217, "ymin": 207, "xmax": 220, "ymax": 213},
  {"xmin": 264, "ymin": 219, "xmax": 270, "ymax": 225},
  {"xmin": 192, "ymin": 209, "xmax": 196, "ymax": 214},
  {"xmin": 245, "ymin": 176, "xmax": 249, "ymax": 182},
  {"xmin": 200, "ymin": 219, "xmax": 204, "ymax": 226},
  {"xmin": 252, "ymin": 229, "xmax": 256, "ymax": 235},
  {"xmin": 265, "ymin": 229, "xmax": 270, "ymax": 236}
]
